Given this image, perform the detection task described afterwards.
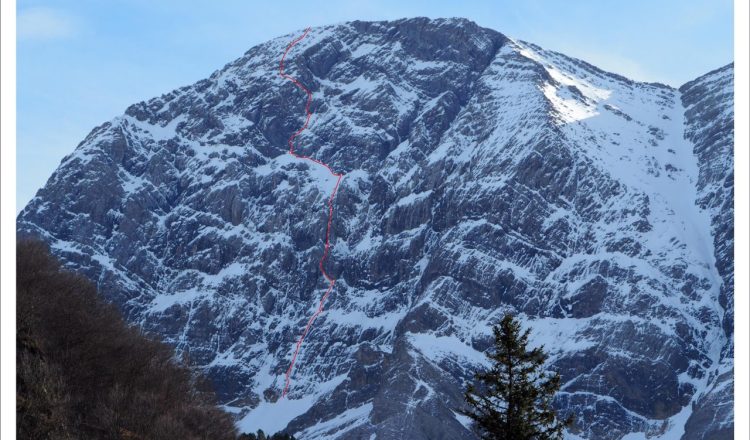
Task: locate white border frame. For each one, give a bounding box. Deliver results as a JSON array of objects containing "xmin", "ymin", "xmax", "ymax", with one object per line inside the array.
[{"xmin": 0, "ymin": 2, "xmax": 747, "ymax": 439}]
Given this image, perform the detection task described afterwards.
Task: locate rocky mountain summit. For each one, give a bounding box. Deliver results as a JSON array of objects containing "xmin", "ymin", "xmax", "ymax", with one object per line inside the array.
[{"xmin": 18, "ymin": 18, "xmax": 733, "ymax": 439}]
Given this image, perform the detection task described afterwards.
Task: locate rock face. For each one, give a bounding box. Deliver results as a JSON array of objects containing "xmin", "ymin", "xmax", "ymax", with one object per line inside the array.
[
  {"xmin": 18, "ymin": 18, "xmax": 733, "ymax": 439},
  {"xmin": 678, "ymin": 64, "xmax": 734, "ymax": 440}
]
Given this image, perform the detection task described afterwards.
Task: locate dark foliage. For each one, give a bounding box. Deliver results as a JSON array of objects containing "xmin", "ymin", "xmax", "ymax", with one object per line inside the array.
[
  {"xmin": 238, "ymin": 430, "xmax": 297, "ymax": 440},
  {"xmin": 16, "ymin": 239, "xmax": 238, "ymax": 439},
  {"xmin": 462, "ymin": 314, "xmax": 573, "ymax": 440}
]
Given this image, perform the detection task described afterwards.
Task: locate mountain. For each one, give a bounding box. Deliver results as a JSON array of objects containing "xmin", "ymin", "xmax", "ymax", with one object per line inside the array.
[{"xmin": 17, "ymin": 17, "xmax": 733, "ymax": 439}]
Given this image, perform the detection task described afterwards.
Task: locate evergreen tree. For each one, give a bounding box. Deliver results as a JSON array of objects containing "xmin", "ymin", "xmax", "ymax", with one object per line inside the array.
[{"xmin": 462, "ymin": 314, "xmax": 573, "ymax": 440}]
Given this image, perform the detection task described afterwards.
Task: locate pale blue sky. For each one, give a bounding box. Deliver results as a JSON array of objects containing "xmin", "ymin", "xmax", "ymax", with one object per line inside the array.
[{"xmin": 17, "ymin": 0, "xmax": 733, "ymax": 210}]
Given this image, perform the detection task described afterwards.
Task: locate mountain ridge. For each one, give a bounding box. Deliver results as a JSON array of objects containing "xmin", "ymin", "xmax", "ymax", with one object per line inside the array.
[{"xmin": 18, "ymin": 17, "xmax": 733, "ymax": 439}]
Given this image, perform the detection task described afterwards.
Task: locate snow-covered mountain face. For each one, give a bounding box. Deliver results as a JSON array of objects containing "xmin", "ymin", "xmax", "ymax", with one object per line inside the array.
[{"xmin": 18, "ymin": 18, "xmax": 733, "ymax": 440}]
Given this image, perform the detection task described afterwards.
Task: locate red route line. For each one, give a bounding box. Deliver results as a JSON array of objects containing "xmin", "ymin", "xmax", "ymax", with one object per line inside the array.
[{"xmin": 278, "ymin": 27, "xmax": 344, "ymax": 399}]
